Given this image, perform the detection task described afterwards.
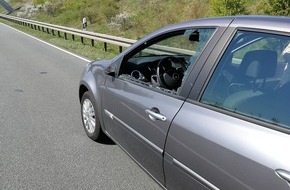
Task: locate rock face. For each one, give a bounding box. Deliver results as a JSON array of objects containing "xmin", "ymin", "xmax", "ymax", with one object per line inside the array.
[
  {"xmin": 16, "ymin": 2, "xmax": 43, "ymax": 18},
  {"xmin": 15, "ymin": 1, "xmax": 61, "ymax": 18}
]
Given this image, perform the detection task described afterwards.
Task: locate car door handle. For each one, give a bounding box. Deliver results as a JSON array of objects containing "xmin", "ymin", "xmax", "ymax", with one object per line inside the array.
[
  {"xmin": 276, "ymin": 169, "xmax": 290, "ymax": 183},
  {"xmin": 145, "ymin": 108, "xmax": 167, "ymax": 122}
]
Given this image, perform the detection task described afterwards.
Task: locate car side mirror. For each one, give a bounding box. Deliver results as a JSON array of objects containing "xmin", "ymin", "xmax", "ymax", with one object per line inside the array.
[
  {"xmin": 189, "ymin": 31, "xmax": 199, "ymax": 42},
  {"xmin": 105, "ymin": 65, "xmax": 116, "ymax": 77}
]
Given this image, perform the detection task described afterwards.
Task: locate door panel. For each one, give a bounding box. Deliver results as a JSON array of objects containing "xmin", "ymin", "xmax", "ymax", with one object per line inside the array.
[
  {"xmin": 163, "ymin": 28, "xmax": 290, "ymax": 189},
  {"xmin": 164, "ymin": 102, "xmax": 290, "ymax": 190},
  {"xmin": 102, "ymin": 77, "xmax": 184, "ymax": 184},
  {"xmin": 101, "ymin": 27, "xmax": 219, "ymax": 186}
]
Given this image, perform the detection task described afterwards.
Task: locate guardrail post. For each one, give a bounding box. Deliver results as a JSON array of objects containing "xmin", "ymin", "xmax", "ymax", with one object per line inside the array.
[{"xmin": 0, "ymin": 14, "xmax": 136, "ymax": 54}]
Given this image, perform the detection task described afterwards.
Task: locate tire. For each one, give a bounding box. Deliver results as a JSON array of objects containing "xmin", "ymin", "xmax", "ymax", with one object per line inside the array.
[{"xmin": 81, "ymin": 91, "xmax": 104, "ymax": 142}]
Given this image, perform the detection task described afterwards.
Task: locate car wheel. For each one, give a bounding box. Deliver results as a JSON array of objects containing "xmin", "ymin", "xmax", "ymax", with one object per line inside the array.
[{"xmin": 81, "ymin": 91, "xmax": 103, "ymax": 141}]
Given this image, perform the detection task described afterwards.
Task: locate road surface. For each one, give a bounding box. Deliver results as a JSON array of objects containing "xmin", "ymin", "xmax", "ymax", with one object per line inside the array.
[{"xmin": 0, "ymin": 22, "xmax": 162, "ymax": 190}]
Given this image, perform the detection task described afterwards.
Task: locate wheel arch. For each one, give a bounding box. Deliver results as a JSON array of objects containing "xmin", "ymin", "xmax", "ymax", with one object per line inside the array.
[
  {"xmin": 79, "ymin": 84, "xmax": 89, "ymax": 103},
  {"xmin": 79, "ymin": 71, "xmax": 106, "ymax": 133}
]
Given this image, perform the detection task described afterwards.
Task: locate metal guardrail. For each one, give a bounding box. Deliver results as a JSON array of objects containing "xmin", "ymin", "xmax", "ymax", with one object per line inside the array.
[
  {"xmin": 0, "ymin": 14, "xmax": 137, "ymax": 53},
  {"xmin": 0, "ymin": 14, "xmax": 196, "ymax": 56}
]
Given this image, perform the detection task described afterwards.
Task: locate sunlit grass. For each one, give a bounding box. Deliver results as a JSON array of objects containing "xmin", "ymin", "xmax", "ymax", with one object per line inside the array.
[{"xmin": 0, "ymin": 18, "xmax": 119, "ymax": 61}]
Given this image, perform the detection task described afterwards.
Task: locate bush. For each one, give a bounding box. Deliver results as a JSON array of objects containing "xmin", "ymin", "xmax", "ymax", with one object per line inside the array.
[{"xmin": 34, "ymin": 0, "xmax": 46, "ymax": 5}]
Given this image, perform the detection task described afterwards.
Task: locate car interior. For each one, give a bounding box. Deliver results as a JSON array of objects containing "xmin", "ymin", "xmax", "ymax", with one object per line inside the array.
[
  {"xmin": 118, "ymin": 29, "xmax": 210, "ymax": 94},
  {"xmin": 202, "ymin": 31, "xmax": 290, "ymax": 128},
  {"xmin": 119, "ymin": 54, "xmax": 191, "ymax": 93}
]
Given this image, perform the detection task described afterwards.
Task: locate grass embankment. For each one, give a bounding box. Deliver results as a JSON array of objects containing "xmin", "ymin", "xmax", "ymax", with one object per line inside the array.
[
  {"xmin": 1, "ymin": 0, "xmax": 212, "ymax": 60},
  {"xmin": 0, "ymin": 18, "xmax": 119, "ymax": 61}
]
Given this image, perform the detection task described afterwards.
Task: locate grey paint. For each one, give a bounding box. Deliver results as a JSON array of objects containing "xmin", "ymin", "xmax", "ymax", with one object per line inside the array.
[{"xmin": 80, "ymin": 16, "xmax": 290, "ymax": 189}]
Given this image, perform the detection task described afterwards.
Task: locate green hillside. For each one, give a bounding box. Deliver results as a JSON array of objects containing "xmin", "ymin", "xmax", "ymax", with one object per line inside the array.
[
  {"xmin": 6, "ymin": 0, "xmax": 289, "ymax": 40},
  {"xmin": 1, "ymin": 0, "xmax": 289, "ymax": 60}
]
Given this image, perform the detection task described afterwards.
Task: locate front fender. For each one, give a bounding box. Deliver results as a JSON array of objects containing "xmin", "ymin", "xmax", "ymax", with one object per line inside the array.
[{"xmin": 79, "ymin": 59, "xmax": 113, "ymax": 130}]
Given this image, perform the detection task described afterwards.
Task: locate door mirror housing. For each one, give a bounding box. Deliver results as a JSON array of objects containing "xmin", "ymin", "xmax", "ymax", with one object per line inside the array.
[{"xmin": 105, "ymin": 65, "xmax": 116, "ymax": 77}]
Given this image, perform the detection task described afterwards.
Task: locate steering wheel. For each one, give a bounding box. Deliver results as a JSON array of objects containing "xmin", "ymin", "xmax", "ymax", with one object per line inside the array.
[{"xmin": 156, "ymin": 56, "xmax": 185, "ymax": 90}]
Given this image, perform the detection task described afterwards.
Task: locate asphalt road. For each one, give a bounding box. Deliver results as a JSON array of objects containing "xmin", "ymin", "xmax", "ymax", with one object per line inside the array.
[{"xmin": 0, "ymin": 23, "xmax": 162, "ymax": 190}]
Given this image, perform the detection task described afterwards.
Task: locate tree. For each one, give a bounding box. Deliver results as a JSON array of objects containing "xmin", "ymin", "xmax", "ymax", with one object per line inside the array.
[
  {"xmin": 43, "ymin": 1, "xmax": 62, "ymax": 16},
  {"xmin": 210, "ymin": 0, "xmax": 248, "ymax": 16},
  {"xmin": 34, "ymin": 0, "xmax": 46, "ymax": 5},
  {"xmin": 257, "ymin": 0, "xmax": 290, "ymax": 16}
]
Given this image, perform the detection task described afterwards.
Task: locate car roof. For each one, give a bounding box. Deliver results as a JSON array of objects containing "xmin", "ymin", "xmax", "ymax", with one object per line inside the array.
[
  {"xmin": 160, "ymin": 15, "xmax": 290, "ymax": 33},
  {"xmin": 229, "ymin": 15, "xmax": 290, "ymax": 32},
  {"xmin": 143, "ymin": 15, "xmax": 290, "ymax": 40},
  {"xmin": 121, "ymin": 15, "xmax": 290, "ymax": 57}
]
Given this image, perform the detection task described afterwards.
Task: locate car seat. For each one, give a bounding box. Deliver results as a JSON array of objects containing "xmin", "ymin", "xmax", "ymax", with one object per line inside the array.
[{"xmin": 223, "ymin": 50, "xmax": 277, "ymax": 110}]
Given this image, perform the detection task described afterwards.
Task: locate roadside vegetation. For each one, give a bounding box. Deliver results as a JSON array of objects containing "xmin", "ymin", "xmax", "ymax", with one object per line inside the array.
[
  {"xmin": 1, "ymin": 0, "xmax": 290, "ymax": 60},
  {"xmin": 0, "ymin": 18, "xmax": 117, "ymax": 60}
]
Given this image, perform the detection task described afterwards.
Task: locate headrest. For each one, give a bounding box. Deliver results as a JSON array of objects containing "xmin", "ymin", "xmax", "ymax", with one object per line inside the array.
[{"xmin": 240, "ymin": 50, "xmax": 277, "ymax": 78}]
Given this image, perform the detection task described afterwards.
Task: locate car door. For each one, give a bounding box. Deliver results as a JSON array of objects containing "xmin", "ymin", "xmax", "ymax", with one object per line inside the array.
[
  {"xmin": 164, "ymin": 26, "xmax": 290, "ymax": 189},
  {"xmin": 101, "ymin": 27, "xmax": 218, "ymax": 185}
]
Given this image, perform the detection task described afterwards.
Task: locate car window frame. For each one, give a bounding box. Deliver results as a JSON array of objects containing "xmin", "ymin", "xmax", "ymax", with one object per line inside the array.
[{"xmin": 115, "ymin": 27, "xmax": 220, "ymax": 98}]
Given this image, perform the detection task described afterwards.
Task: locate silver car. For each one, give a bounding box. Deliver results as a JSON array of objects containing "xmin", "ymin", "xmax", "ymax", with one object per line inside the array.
[{"xmin": 79, "ymin": 16, "xmax": 290, "ymax": 189}]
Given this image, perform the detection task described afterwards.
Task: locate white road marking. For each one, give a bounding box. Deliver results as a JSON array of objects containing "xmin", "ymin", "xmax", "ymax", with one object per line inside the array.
[{"xmin": 0, "ymin": 22, "xmax": 92, "ymax": 63}]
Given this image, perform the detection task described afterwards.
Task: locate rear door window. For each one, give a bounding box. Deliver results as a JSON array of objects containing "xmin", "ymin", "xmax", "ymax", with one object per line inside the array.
[{"xmin": 201, "ymin": 30, "xmax": 290, "ymax": 129}]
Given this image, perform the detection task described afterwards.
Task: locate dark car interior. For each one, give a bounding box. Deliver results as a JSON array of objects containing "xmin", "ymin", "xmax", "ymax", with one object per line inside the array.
[
  {"xmin": 202, "ymin": 31, "xmax": 290, "ymax": 128},
  {"xmin": 119, "ymin": 54, "xmax": 191, "ymax": 92},
  {"xmin": 118, "ymin": 29, "xmax": 206, "ymax": 93}
]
